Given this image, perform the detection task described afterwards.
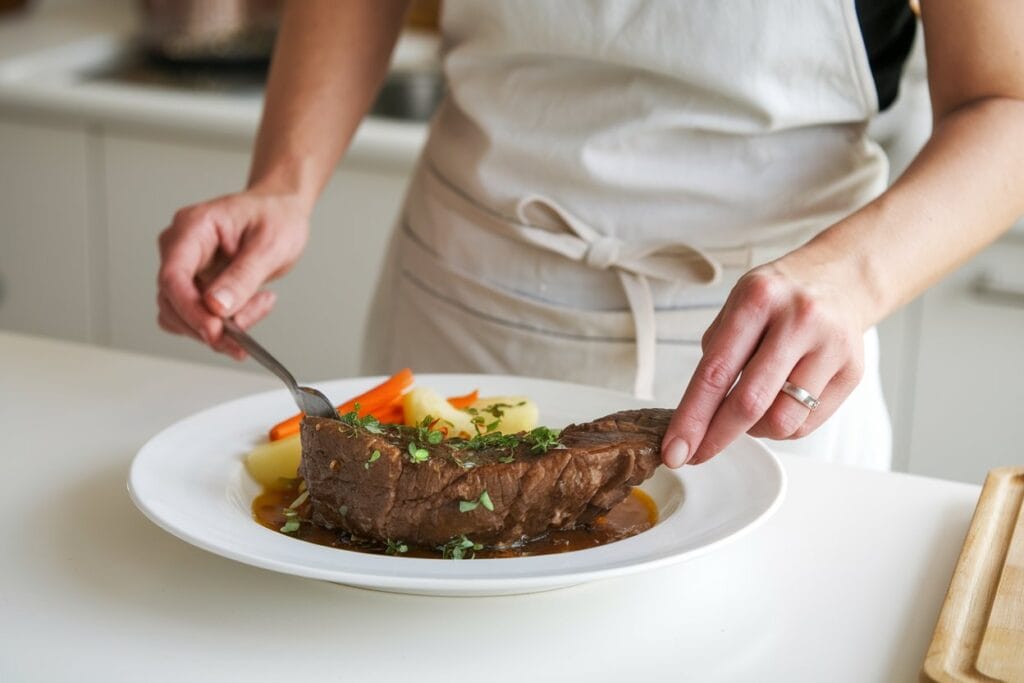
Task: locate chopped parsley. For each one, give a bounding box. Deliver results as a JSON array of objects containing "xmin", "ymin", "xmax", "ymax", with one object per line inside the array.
[
  {"xmin": 334, "ymin": 400, "xmax": 563, "ymax": 462},
  {"xmin": 364, "ymin": 449, "xmax": 381, "ymax": 469},
  {"xmin": 412, "ymin": 415, "xmax": 448, "ymax": 445},
  {"xmin": 447, "ymin": 425, "xmax": 562, "ymax": 455},
  {"xmin": 463, "ymin": 401, "xmax": 526, "ymax": 434},
  {"xmin": 525, "ymin": 426, "xmax": 562, "ymax": 453},
  {"xmin": 280, "ymin": 508, "xmax": 301, "ymax": 534},
  {"xmin": 398, "ymin": 416, "xmax": 452, "ymax": 463},
  {"xmin": 407, "ymin": 441, "xmax": 430, "ymax": 463},
  {"xmin": 438, "ymin": 535, "xmax": 484, "ymax": 560},
  {"xmin": 458, "ymin": 490, "xmax": 494, "ymax": 513},
  {"xmin": 385, "ymin": 539, "xmax": 409, "ymax": 556},
  {"xmin": 338, "ymin": 404, "xmax": 385, "ymax": 434},
  {"xmin": 448, "ymin": 431, "xmax": 520, "ymax": 452},
  {"xmin": 279, "ymin": 489, "xmax": 309, "ymax": 534}
]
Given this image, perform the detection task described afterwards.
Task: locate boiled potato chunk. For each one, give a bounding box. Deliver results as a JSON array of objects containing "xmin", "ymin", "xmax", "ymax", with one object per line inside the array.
[
  {"xmin": 468, "ymin": 395, "xmax": 538, "ymax": 435},
  {"xmin": 245, "ymin": 433, "xmax": 301, "ymax": 489},
  {"xmin": 403, "ymin": 387, "xmax": 477, "ymax": 435},
  {"xmin": 402, "ymin": 387, "xmax": 538, "ymax": 437}
]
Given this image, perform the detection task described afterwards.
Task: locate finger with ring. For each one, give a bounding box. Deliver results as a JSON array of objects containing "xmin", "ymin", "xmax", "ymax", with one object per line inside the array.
[
  {"xmin": 781, "ymin": 381, "xmax": 820, "ymax": 410},
  {"xmin": 747, "ymin": 355, "xmax": 831, "ymax": 440}
]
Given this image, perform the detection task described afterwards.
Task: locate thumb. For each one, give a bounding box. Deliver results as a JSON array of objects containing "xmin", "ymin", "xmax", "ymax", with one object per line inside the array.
[{"xmin": 202, "ymin": 241, "xmax": 273, "ymax": 318}]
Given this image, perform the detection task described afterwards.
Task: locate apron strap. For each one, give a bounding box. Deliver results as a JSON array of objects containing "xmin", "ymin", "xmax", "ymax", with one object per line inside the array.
[{"xmin": 514, "ymin": 195, "xmax": 745, "ymax": 399}]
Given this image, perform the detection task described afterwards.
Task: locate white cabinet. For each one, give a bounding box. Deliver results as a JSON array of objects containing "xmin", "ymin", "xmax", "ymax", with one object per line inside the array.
[
  {"xmin": 0, "ymin": 116, "xmax": 95, "ymax": 342},
  {"xmin": 877, "ymin": 301, "xmax": 918, "ymax": 470},
  {"xmin": 905, "ymin": 232, "xmax": 1024, "ymax": 483},
  {"xmin": 101, "ymin": 131, "xmax": 409, "ymax": 380}
]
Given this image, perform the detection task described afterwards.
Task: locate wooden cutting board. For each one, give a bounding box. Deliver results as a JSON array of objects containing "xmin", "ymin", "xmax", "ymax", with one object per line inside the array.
[{"xmin": 923, "ymin": 467, "xmax": 1024, "ymax": 682}]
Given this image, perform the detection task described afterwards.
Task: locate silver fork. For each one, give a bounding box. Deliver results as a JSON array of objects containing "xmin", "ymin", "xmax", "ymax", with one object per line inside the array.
[{"xmin": 221, "ymin": 318, "xmax": 340, "ymax": 420}]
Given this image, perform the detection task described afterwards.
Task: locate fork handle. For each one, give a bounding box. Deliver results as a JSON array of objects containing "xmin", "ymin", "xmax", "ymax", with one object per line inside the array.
[{"xmin": 221, "ymin": 319, "xmax": 304, "ymax": 406}]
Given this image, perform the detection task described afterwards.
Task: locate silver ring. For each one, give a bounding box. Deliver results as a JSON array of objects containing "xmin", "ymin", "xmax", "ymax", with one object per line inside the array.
[{"xmin": 781, "ymin": 381, "xmax": 820, "ymax": 411}]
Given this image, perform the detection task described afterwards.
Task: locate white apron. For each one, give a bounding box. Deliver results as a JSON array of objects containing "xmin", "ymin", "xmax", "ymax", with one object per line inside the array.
[{"xmin": 364, "ymin": 1, "xmax": 893, "ymax": 470}]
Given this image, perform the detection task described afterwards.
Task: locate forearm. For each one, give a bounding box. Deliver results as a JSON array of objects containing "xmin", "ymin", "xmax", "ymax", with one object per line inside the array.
[
  {"xmin": 247, "ymin": 0, "xmax": 410, "ymax": 211},
  {"xmin": 782, "ymin": 96, "xmax": 1024, "ymax": 328}
]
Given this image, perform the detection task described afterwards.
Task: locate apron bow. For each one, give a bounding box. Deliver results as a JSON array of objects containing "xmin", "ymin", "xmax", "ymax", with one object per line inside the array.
[
  {"xmin": 583, "ymin": 236, "xmax": 622, "ymax": 270},
  {"xmin": 514, "ymin": 194, "xmax": 741, "ymax": 399}
]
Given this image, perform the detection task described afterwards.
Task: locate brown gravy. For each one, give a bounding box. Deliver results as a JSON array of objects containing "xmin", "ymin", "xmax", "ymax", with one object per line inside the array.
[{"xmin": 253, "ymin": 481, "xmax": 658, "ymax": 559}]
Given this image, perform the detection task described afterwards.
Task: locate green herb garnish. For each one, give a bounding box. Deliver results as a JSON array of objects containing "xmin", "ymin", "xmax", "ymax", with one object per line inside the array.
[
  {"xmin": 447, "ymin": 424, "xmax": 561, "ymax": 456},
  {"xmin": 462, "ymin": 402, "xmax": 522, "ymax": 435},
  {"xmin": 339, "ymin": 404, "xmax": 385, "ymax": 434},
  {"xmin": 385, "ymin": 539, "xmax": 409, "ymax": 556},
  {"xmin": 280, "ymin": 508, "xmax": 301, "ymax": 534},
  {"xmin": 409, "ymin": 415, "xmax": 449, "ymax": 445},
  {"xmin": 438, "ymin": 534, "xmax": 484, "ymax": 560},
  {"xmin": 449, "ymin": 431, "xmax": 520, "ymax": 452},
  {"xmin": 407, "ymin": 442, "xmax": 430, "ymax": 463},
  {"xmin": 364, "ymin": 449, "xmax": 381, "ymax": 469},
  {"xmin": 469, "ymin": 401, "xmax": 526, "ymax": 419},
  {"xmin": 525, "ymin": 426, "xmax": 562, "ymax": 453},
  {"xmin": 458, "ymin": 490, "xmax": 494, "ymax": 513}
]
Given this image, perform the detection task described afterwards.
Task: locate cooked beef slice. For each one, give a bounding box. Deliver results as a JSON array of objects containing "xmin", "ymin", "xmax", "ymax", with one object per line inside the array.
[{"xmin": 299, "ymin": 408, "xmax": 670, "ymax": 548}]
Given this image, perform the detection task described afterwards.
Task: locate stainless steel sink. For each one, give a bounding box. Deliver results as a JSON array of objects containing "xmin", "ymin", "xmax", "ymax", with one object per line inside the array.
[
  {"xmin": 369, "ymin": 69, "xmax": 444, "ymax": 122},
  {"xmin": 87, "ymin": 50, "xmax": 444, "ymax": 122},
  {"xmin": 0, "ymin": 34, "xmax": 443, "ymax": 124},
  {"xmin": 87, "ymin": 51, "xmax": 268, "ymax": 95}
]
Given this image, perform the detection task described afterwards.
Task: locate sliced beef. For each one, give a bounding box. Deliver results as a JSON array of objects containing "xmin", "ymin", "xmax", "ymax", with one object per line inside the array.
[{"xmin": 299, "ymin": 408, "xmax": 670, "ymax": 549}]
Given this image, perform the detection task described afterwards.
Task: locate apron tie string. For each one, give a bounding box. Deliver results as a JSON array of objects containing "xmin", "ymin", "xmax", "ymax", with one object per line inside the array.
[
  {"xmin": 514, "ymin": 194, "xmax": 732, "ymax": 399},
  {"xmin": 583, "ymin": 237, "xmax": 621, "ymax": 270}
]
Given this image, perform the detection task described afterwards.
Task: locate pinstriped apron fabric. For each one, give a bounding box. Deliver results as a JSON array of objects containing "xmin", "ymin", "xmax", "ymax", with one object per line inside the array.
[{"xmin": 363, "ymin": 1, "xmax": 893, "ymax": 469}]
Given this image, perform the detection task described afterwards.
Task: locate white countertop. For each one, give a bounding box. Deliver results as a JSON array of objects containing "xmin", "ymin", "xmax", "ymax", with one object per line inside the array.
[
  {"xmin": 0, "ymin": 0, "xmax": 428, "ymax": 167},
  {"xmin": 0, "ymin": 331, "xmax": 981, "ymax": 682}
]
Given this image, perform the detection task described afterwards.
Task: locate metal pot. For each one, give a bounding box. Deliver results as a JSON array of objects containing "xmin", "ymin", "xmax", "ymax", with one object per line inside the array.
[{"xmin": 138, "ymin": 0, "xmax": 283, "ymax": 63}]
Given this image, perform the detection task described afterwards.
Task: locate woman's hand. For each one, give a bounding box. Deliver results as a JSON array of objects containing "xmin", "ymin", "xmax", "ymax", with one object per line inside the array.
[
  {"xmin": 657, "ymin": 0, "xmax": 1024, "ymax": 467},
  {"xmin": 661, "ymin": 255, "xmax": 869, "ymax": 467},
  {"xmin": 155, "ymin": 1, "xmax": 410, "ymax": 359},
  {"xmin": 156, "ymin": 190, "xmax": 311, "ymax": 359}
]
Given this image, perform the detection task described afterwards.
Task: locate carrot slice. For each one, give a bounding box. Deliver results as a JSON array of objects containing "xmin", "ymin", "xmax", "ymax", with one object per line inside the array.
[
  {"xmin": 374, "ymin": 405, "xmax": 405, "ymax": 425},
  {"xmin": 446, "ymin": 389, "xmax": 479, "ymax": 409},
  {"xmin": 268, "ymin": 368, "xmax": 414, "ymax": 441},
  {"xmin": 268, "ymin": 417, "xmax": 303, "ymax": 443}
]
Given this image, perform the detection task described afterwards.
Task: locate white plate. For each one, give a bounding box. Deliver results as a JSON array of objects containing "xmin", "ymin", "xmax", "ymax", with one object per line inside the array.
[{"xmin": 128, "ymin": 374, "xmax": 785, "ymax": 596}]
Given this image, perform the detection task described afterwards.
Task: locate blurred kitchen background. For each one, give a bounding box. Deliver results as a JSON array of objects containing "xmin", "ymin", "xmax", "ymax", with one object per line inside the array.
[{"xmin": 1, "ymin": 0, "xmax": 1021, "ymax": 486}]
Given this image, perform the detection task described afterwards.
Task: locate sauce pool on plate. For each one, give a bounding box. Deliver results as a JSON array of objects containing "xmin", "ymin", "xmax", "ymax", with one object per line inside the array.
[{"xmin": 253, "ymin": 481, "xmax": 658, "ymax": 559}]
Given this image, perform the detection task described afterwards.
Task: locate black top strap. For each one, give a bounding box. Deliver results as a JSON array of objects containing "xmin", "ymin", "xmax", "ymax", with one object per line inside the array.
[{"xmin": 855, "ymin": 0, "xmax": 918, "ymax": 111}]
